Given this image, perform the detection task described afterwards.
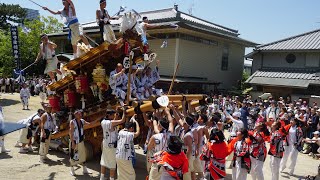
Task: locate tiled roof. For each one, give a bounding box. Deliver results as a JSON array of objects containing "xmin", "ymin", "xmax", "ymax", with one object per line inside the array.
[
  {"xmin": 184, "ymin": 23, "xmax": 256, "ymax": 46},
  {"xmin": 179, "ymin": 12, "xmax": 238, "ymax": 35},
  {"xmin": 246, "ymin": 69, "xmax": 320, "ymax": 88},
  {"xmin": 75, "ymin": 7, "xmax": 239, "ymax": 36},
  {"xmin": 256, "ymin": 29, "xmax": 320, "ymax": 51},
  {"xmin": 251, "ymin": 69, "xmax": 320, "ymax": 80},
  {"xmin": 141, "ymin": 8, "xmax": 177, "ymax": 21}
]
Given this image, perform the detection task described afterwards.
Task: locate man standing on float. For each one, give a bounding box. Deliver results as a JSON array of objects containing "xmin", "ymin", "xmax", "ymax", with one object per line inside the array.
[
  {"xmin": 35, "ymin": 34, "xmax": 61, "ymax": 82},
  {"xmin": 96, "ymin": 0, "xmax": 117, "ymax": 44},
  {"xmin": 43, "ymin": 0, "xmax": 91, "ymax": 58}
]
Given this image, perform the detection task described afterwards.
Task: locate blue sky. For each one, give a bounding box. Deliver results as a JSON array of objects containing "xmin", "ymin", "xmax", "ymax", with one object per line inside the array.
[{"xmin": 3, "ymin": 0, "xmax": 320, "ymax": 53}]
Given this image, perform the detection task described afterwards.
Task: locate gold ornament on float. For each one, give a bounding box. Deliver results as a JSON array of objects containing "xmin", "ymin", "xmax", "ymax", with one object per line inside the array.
[{"xmin": 92, "ymin": 63, "xmax": 109, "ymax": 91}]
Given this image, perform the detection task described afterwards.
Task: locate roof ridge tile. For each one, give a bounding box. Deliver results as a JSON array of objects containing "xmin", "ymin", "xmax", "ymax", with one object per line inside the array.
[{"xmin": 256, "ymin": 28, "xmax": 320, "ymax": 51}]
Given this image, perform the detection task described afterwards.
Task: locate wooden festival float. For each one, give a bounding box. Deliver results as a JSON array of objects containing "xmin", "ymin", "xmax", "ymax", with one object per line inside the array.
[{"xmin": 46, "ymin": 29, "xmax": 209, "ymax": 159}]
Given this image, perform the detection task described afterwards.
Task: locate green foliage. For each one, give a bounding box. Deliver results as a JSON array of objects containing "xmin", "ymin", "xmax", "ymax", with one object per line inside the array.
[
  {"xmin": 0, "ymin": 3, "xmax": 26, "ymax": 31},
  {"xmin": 0, "ymin": 16, "xmax": 63, "ymax": 77},
  {"xmin": 241, "ymin": 71, "xmax": 252, "ymax": 95},
  {"xmin": 242, "ymin": 87, "xmax": 253, "ymax": 95},
  {"xmin": 228, "ymin": 71, "xmax": 252, "ymax": 96},
  {"xmin": 242, "ymin": 71, "xmax": 250, "ymax": 81},
  {"xmin": 0, "ymin": 30, "xmax": 14, "ymax": 76}
]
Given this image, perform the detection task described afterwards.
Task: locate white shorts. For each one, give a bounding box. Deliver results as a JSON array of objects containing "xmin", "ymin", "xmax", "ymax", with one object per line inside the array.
[
  {"xmin": 149, "ymin": 162, "xmax": 162, "ymax": 180},
  {"xmin": 69, "ymin": 141, "xmax": 86, "ymax": 166},
  {"xmin": 69, "ymin": 22, "xmax": 84, "ymax": 45},
  {"xmin": 44, "ymin": 57, "xmax": 58, "ymax": 74},
  {"xmin": 183, "ymin": 156, "xmax": 195, "ymax": 180},
  {"xmin": 103, "ymin": 24, "xmax": 116, "ymax": 43},
  {"xmin": 19, "ymin": 128, "xmax": 29, "ymax": 144},
  {"xmin": 21, "ymin": 97, "xmax": 29, "ymax": 106},
  {"xmin": 193, "ymin": 156, "xmax": 204, "ymax": 173},
  {"xmin": 101, "ymin": 146, "xmax": 117, "ymax": 169}
]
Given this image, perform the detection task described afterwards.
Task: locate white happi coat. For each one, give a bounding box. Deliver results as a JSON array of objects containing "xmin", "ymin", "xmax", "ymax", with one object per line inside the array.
[
  {"xmin": 20, "ymin": 88, "xmax": 30, "ymax": 106},
  {"xmin": 109, "ymin": 70, "xmax": 127, "ymax": 100},
  {"xmin": 116, "ymin": 129, "xmax": 135, "ymax": 160},
  {"xmin": 142, "ymin": 67, "xmax": 161, "ymax": 95}
]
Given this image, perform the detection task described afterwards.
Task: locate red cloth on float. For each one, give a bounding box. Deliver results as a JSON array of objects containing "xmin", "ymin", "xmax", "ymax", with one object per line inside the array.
[
  {"xmin": 75, "ymin": 75, "xmax": 89, "ymax": 94},
  {"xmin": 48, "ymin": 95, "xmax": 60, "ymax": 111},
  {"xmin": 64, "ymin": 89, "xmax": 76, "ymax": 108}
]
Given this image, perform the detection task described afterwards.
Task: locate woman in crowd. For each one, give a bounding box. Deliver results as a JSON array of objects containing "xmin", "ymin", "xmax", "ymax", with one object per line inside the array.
[
  {"xmin": 280, "ymin": 118, "xmax": 303, "ymax": 176},
  {"xmin": 268, "ymin": 122, "xmax": 284, "ymax": 180},
  {"xmin": 278, "ymin": 107, "xmax": 288, "ymax": 127},
  {"xmin": 200, "ymin": 127, "xmax": 234, "ymax": 180},
  {"xmin": 151, "ymin": 135, "xmax": 189, "ymax": 180},
  {"xmin": 249, "ymin": 122, "xmax": 269, "ymax": 180},
  {"xmin": 231, "ymin": 128, "xmax": 251, "ymax": 180}
]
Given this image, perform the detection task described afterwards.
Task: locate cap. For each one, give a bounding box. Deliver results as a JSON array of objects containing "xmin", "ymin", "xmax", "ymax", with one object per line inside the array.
[
  {"xmin": 100, "ymin": 0, "xmax": 106, "ymax": 4},
  {"xmin": 313, "ymin": 131, "xmax": 320, "ymax": 135},
  {"xmin": 232, "ymin": 112, "xmax": 241, "ymax": 118}
]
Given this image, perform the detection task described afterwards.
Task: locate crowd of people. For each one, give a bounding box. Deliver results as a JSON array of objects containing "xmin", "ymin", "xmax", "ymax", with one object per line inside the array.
[
  {"xmin": 1, "ymin": 0, "xmax": 320, "ymax": 179},
  {"xmin": 109, "ymin": 59, "xmax": 162, "ymax": 106},
  {"xmin": 5, "ymin": 93, "xmax": 319, "ymax": 180},
  {"xmin": 0, "ymin": 77, "xmax": 15, "ymax": 94},
  {"xmin": 0, "ymin": 76, "xmax": 53, "ymax": 96}
]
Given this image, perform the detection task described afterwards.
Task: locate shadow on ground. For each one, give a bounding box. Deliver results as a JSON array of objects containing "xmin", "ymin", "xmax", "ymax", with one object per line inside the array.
[
  {"xmin": 45, "ymin": 172, "xmax": 56, "ymax": 180},
  {"xmin": 281, "ymin": 172, "xmax": 304, "ymax": 179},
  {"xmin": 0, "ymin": 98, "xmax": 20, "ymax": 107},
  {"xmin": 0, "ymin": 152, "xmax": 13, "ymax": 159}
]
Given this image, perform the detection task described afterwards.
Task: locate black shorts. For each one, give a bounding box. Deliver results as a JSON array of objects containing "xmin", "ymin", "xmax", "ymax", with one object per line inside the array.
[
  {"xmin": 69, "ymin": 140, "xmax": 83, "ymax": 159},
  {"xmin": 27, "ymin": 128, "xmax": 32, "ymax": 139},
  {"xmin": 40, "ymin": 129, "xmax": 50, "ymax": 142}
]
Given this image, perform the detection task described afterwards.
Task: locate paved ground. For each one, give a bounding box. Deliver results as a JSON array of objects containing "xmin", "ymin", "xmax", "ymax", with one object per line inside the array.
[{"xmin": 0, "ymin": 93, "xmax": 319, "ymax": 180}]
